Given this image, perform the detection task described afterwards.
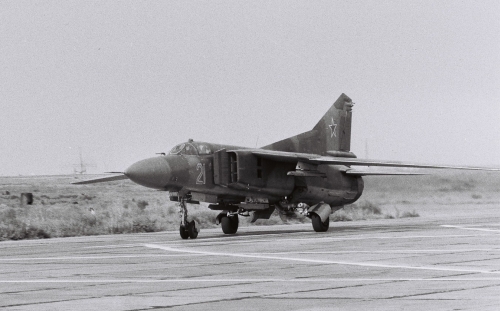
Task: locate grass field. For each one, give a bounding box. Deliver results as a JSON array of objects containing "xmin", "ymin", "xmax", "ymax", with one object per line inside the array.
[{"xmin": 1, "ymin": 171, "xmax": 499, "ymax": 241}]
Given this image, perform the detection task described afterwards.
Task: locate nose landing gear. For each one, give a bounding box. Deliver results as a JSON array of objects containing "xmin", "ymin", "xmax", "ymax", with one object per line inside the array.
[
  {"xmin": 179, "ymin": 220, "xmax": 198, "ymax": 239},
  {"xmin": 178, "ymin": 196, "xmax": 199, "ymax": 239}
]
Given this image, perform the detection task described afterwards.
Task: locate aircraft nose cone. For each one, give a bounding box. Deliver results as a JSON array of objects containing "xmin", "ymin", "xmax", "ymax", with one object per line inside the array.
[{"xmin": 124, "ymin": 157, "xmax": 171, "ymax": 189}]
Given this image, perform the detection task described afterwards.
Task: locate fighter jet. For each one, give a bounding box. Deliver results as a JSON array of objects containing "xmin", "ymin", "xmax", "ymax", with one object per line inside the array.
[{"xmin": 73, "ymin": 94, "xmax": 499, "ymax": 239}]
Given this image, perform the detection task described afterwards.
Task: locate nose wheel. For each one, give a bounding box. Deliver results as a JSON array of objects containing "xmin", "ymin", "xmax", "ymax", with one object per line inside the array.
[
  {"xmin": 178, "ymin": 196, "xmax": 199, "ymax": 239},
  {"xmin": 179, "ymin": 224, "xmax": 189, "ymax": 239},
  {"xmin": 180, "ymin": 220, "xmax": 198, "ymax": 239}
]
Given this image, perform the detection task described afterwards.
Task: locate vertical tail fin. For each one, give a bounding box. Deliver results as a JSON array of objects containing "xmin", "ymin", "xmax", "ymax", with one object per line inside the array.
[
  {"xmin": 313, "ymin": 93, "xmax": 353, "ymax": 152},
  {"xmin": 263, "ymin": 93, "xmax": 354, "ymax": 155}
]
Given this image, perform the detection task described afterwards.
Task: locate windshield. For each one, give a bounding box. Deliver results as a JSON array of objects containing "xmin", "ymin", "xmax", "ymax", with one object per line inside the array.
[
  {"xmin": 169, "ymin": 143, "xmax": 200, "ymax": 155},
  {"xmin": 169, "ymin": 143, "xmax": 186, "ymax": 155},
  {"xmin": 169, "ymin": 142, "xmax": 213, "ymax": 155}
]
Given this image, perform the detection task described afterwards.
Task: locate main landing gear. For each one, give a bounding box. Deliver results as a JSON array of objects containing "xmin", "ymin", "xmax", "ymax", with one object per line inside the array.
[
  {"xmin": 281, "ymin": 201, "xmax": 331, "ymax": 232},
  {"xmin": 220, "ymin": 214, "xmax": 239, "ymax": 234},
  {"xmin": 178, "ymin": 196, "xmax": 199, "ymax": 239},
  {"xmin": 216, "ymin": 208, "xmax": 240, "ymax": 235},
  {"xmin": 311, "ymin": 213, "xmax": 330, "ymax": 232}
]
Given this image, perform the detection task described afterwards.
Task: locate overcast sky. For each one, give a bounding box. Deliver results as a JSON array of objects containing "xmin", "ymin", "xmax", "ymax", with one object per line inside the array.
[{"xmin": 1, "ymin": 0, "xmax": 499, "ymax": 176}]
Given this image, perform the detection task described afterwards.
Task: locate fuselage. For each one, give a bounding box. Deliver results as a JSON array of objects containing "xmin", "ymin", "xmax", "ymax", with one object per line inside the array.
[{"xmin": 124, "ymin": 140, "xmax": 364, "ymax": 208}]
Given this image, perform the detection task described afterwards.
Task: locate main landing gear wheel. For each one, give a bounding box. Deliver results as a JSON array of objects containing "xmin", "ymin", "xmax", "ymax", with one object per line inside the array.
[
  {"xmin": 311, "ymin": 213, "xmax": 330, "ymax": 232},
  {"xmin": 221, "ymin": 215, "xmax": 239, "ymax": 234}
]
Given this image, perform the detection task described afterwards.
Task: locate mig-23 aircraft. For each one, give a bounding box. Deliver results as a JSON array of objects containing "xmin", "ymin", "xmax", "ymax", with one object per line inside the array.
[{"xmin": 73, "ymin": 93, "xmax": 499, "ymax": 239}]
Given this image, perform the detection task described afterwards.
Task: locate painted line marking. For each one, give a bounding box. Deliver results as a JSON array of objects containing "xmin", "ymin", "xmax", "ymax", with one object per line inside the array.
[
  {"xmin": 144, "ymin": 244, "xmax": 500, "ymax": 275},
  {"xmin": 441, "ymin": 225, "xmax": 500, "ymax": 233},
  {"xmin": 247, "ymin": 249, "xmax": 500, "ymax": 255},
  {"xmin": 4, "ymin": 249, "xmax": 497, "ymax": 262},
  {"xmin": 0, "ymin": 278, "xmax": 499, "ymax": 283},
  {"xmin": 3, "ymin": 249, "xmax": 496, "ymax": 262}
]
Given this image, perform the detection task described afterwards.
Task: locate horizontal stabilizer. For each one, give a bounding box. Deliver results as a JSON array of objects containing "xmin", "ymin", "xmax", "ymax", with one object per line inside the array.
[{"xmin": 71, "ymin": 174, "xmax": 128, "ymax": 185}]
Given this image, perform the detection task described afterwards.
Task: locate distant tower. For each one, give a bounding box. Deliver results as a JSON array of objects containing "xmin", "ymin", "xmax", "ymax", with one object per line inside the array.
[
  {"xmin": 72, "ymin": 148, "xmax": 95, "ymax": 174},
  {"xmin": 365, "ymin": 139, "xmax": 369, "ymax": 159}
]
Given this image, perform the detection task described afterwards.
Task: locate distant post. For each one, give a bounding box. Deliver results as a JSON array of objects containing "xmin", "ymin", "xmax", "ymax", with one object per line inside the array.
[{"xmin": 20, "ymin": 193, "xmax": 33, "ymax": 206}]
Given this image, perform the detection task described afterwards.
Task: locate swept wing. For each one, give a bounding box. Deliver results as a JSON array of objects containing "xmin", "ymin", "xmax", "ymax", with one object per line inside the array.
[{"xmin": 239, "ymin": 149, "xmax": 500, "ymax": 175}]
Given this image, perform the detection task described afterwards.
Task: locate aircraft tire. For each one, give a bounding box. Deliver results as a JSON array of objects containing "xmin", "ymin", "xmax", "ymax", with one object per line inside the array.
[
  {"xmin": 187, "ymin": 220, "xmax": 199, "ymax": 239},
  {"xmin": 311, "ymin": 213, "xmax": 330, "ymax": 232},
  {"xmin": 179, "ymin": 225, "xmax": 189, "ymax": 239},
  {"xmin": 231, "ymin": 215, "xmax": 239, "ymax": 233},
  {"xmin": 221, "ymin": 215, "xmax": 238, "ymax": 234}
]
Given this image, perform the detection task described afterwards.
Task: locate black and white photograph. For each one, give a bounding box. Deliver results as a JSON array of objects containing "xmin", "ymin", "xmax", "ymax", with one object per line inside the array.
[{"xmin": 1, "ymin": 1, "xmax": 499, "ymax": 310}]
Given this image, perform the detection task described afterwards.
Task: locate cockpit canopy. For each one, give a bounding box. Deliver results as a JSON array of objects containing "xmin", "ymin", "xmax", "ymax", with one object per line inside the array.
[{"xmin": 169, "ymin": 142, "xmax": 213, "ymax": 155}]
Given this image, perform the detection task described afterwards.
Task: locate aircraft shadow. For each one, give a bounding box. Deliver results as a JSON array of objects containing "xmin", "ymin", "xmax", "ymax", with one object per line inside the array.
[{"xmin": 192, "ymin": 222, "xmax": 426, "ymax": 240}]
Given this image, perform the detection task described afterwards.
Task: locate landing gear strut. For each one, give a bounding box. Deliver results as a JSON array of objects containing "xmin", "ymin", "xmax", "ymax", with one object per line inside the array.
[{"xmin": 178, "ymin": 196, "xmax": 198, "ymax": 239}]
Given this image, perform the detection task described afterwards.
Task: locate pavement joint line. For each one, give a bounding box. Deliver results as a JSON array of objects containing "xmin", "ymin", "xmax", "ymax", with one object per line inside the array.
[
  {"xmin": 441, "ymin": 225, "xmax": 500, "ymax": 232},
  {"xmin": 0, "ymin": 232, "xmax": 489, "ymax": 250},
  {"xmin": 144, "ymin": 244, "xmax": 500, "ymax": 275},
  {"xmin": 1, "ymin": 278, "xmax": 500, "ymax": 283},
  {"xmin": 0, "ymin": 254, "xmax": 209, "ymax": 261},
  {"xmin": 78, "ymin": 233, "xmax": 492, "ymax": 250},
  {"xmin": 145, "ymin": 234, "xmax": 489, "ymax": 248},
  {"xmin": 81, "ymin": 244, "xmax": 143, "ymax": 249}
]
